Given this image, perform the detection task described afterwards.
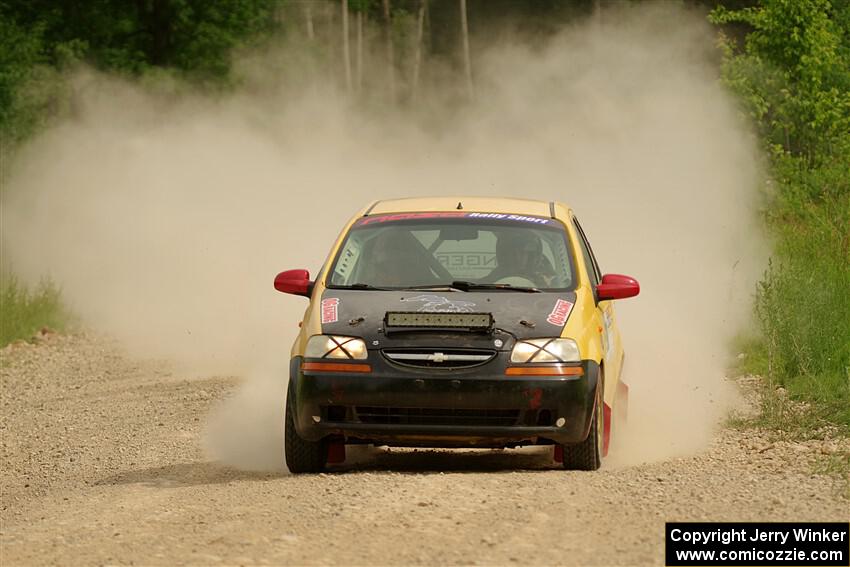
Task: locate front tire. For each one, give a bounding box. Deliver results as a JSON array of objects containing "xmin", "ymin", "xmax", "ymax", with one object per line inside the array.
[
  {"xmin": 561, "ymin": 375, "xmax": 603, "ymax": 471},
  {"xmin": 284, "ymin": 397, "xmax": 327, "ymax": 473}
]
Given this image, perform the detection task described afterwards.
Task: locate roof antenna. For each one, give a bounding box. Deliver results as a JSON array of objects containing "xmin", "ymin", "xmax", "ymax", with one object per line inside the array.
[{"xmin": 456, "ymin": 201, "xmax": 463, "ymax": 210}]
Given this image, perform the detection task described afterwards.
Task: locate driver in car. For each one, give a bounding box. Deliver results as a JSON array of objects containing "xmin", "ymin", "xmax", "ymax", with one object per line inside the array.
[
  {"xmin": 363, "ymin": 230, "xmax": 434, "ymax": 287},
  {"xmin": 485, "ymin": 232, "xmax": 556, "ymax": 287}
]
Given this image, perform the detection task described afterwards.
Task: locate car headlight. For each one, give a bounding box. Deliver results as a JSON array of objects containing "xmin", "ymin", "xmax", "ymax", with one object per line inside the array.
[
  {"xmin": 510, "ymin": 338, "xmax": 580, "ymax": 363},
  {"xmin": 305, "ymin": 335, "xmax": 368, "ymax": 360}
]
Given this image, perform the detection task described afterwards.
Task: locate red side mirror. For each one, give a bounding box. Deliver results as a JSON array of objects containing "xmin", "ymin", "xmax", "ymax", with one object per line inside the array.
[
  {"xmin": 274, "ymin": 269, "xmax": 313, "ymax": 297},
  {"xmin": 596, "ymin": 273, "xmax": 640, "ymax": 301}
]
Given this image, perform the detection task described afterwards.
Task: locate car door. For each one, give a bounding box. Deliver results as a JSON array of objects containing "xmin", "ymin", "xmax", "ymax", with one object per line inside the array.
[{"xmin": 572, "ymin": 217, "xmax": 624, "ymax": 385}]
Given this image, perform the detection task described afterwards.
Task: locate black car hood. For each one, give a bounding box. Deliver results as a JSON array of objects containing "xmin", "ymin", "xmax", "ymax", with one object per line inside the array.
[{"xmin": 319, "ymin": 289, "xmax": 576, "ymax": 351}]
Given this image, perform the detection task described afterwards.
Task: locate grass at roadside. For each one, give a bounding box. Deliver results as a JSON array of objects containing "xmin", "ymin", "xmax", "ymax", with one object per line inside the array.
[
  {"xmin": 0, "ymin": 274, "xmax": 69, "ymax": 347},
  {"xmin": 756, "ymin": 181, "xmax": 850, "ymax": 433},
  {"xmin": 731, "ymin": 327, "xmax": 849, "ymax": 498},
  {"xmin": 731, "ymin": 155, "xmax": 850, "ymax": 436}
]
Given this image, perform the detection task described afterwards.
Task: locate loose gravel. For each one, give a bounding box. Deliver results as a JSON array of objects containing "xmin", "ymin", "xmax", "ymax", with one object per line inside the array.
[{"xmin": 1, "ymin": 334, "xmax": 847, "ymax": 566}]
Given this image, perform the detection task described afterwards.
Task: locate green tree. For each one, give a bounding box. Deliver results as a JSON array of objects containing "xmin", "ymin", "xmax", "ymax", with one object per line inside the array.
[
  {"xmin": 2, "ymin": 0, "xmax": 278, "ymax": 81},
  {"xmin": 0, "ymin": 8, "xmax": 46, "ymax": 141},
  {"xmin": 712, "ymin": 0, "xmax": 850, "ymax": 162}
]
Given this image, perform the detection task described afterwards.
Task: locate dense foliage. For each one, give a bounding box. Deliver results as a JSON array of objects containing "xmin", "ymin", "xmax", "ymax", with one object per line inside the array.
[
  {"xmin": 713, "ymin": 0, "xmax": 850, "ymax": 430},
  {"xmin": 0, "ymin": 0, "xmax": 280, "ymax": 143},
  {"xmin": 0, "ymin": 0, "xmax": 608, "ymax": 144}
]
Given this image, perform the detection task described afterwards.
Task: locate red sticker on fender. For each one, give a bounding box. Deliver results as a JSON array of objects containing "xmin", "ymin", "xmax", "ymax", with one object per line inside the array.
[
  {"xmin": 546, "ymin": 299, "xmax": 573, "ymax": 326},
  {"xmin": 321, "ymin": 298, "xmax": 340, "ymax": 324}
]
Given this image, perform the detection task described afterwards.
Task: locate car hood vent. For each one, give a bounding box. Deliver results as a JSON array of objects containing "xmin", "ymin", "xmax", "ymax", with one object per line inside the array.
[{"xmin": 382, "ymin": 348, "xmax": 496, "ymax": 369}]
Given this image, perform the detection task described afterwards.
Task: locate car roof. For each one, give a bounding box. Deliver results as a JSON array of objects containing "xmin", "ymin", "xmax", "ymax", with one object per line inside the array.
[{"xmin": 365, "ymin": 196, "xmax": 567, "ymax": 217}]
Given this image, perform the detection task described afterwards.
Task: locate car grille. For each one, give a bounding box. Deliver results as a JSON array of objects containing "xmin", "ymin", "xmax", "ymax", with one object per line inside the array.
[
  {"xmin": 381, "ymin": 348, "xmax": 496, "ymax": 369},
  {"xmin": 321, "ymin": 405, "xmax": 555, "ymax": 427},
  {"xmin": 354, "ymin": 406, "xmax": 520, "ymax": 426}
]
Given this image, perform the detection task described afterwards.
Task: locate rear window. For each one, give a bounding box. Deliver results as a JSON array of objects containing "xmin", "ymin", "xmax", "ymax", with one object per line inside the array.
[{"xmin": 328, "ymin": 212, "xmax": 576, "ymax": 291}]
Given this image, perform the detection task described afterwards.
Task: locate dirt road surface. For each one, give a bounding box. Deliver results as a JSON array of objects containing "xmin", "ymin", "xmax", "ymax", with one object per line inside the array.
[{"xmin": 2, "ymin": 334, "xmax": 847, "ymax": 566}]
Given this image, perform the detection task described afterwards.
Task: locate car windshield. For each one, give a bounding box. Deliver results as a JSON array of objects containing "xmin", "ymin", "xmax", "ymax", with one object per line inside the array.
[{"xmin": 327, "ymin": 212, "xmax": 576, "ymax": 291}]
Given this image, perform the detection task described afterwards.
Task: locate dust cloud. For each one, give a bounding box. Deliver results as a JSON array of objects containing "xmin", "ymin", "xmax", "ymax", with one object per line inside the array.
[{"xmin": 1, "ymin": 3, "xmax": 762, "ymax": 471}]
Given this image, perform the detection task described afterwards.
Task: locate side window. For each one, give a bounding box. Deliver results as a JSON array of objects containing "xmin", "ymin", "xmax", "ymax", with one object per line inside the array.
[
  {"xmin": 572, "ymin": 217, "xmax": 602, "ymax": 287},
  {"xmin": 539, "ymin": 231, "xmax": 573, "ymax": 288},
  {"xmin": 330, "ymin": 233, "xmax": 364, "ymax": 285}
]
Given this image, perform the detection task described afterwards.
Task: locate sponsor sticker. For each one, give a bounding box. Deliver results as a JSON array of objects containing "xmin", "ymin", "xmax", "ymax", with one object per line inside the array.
[
  {"xmin": 401, "ymin": 294, "xmax": 476, "ymax": 313},
  {"xmin": 466, "ymin": 212, "xmax": 550, "ymax": 225},
  {"xmin": 546, "ymin": 299, "xmax": 573, "ymax": 326},
  {"xmin": 321, "ymin": 298, "xmax": 340, "ymax": 324},
  {"xmin": 356, "ymin": 212, "xmax": 466, "ymax": 226}
]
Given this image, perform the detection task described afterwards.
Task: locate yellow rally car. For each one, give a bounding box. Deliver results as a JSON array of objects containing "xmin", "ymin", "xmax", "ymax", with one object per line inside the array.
[{"xmin": 275, "ymin": 197, "xmax": 639, "ymax": 472}]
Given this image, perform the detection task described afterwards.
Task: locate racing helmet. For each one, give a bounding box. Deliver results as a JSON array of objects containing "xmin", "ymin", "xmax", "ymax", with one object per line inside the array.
[{"xmin": 495, "ymin": 230, "xmax": 544, "ymax": 269}]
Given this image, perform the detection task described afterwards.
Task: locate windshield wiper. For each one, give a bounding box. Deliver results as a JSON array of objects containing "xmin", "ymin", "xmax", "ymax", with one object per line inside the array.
[
  {"xmin": 397, "ymin": 283, "xmax": 468, "ymax": 292},
  {"xmin": 351, "ymin": 281, "xmax": 543, "ymax": 293},
  {"xmin": 399, "ymin": 281, "xmax": 542, "ymax": 293},
  {"xmin": 450, "ymin": 280, "xmax": 542, "ymax": 293},
  {"xmin": 332, "ymin": 283, "xmax": 396, "ymax": 291}
]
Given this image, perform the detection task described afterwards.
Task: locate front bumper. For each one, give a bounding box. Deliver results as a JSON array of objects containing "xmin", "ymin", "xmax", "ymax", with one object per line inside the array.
[{"xmin": 288, "ymin": 354, "xmax": 599, "ymax": 447}]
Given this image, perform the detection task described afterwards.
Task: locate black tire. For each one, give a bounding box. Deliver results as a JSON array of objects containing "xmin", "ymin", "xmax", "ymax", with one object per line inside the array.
[
  {"xmin": 284, "ymin": 397, "xmax": 327, "ymax": 474},
  {"xmin": 561, "ymin": 377, "xmax": 603, "ymax": 471}
]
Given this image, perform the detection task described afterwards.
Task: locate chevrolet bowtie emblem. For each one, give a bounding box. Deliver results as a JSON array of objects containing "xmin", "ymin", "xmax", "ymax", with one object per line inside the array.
[{"xmin": 428, "ymin": 352, "xmax": 447, "ymax": 363}]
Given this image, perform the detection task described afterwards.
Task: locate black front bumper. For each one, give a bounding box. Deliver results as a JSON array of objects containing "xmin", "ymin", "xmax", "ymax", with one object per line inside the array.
[{"xmin": 288, "ymin": 354, "xmax": 599, "ymax": 448}]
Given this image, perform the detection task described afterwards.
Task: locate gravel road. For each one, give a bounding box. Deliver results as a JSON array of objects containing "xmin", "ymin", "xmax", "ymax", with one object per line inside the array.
[{"xmin": 1, "ymin": 334, "xmax": 847, "ymax": 566}]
